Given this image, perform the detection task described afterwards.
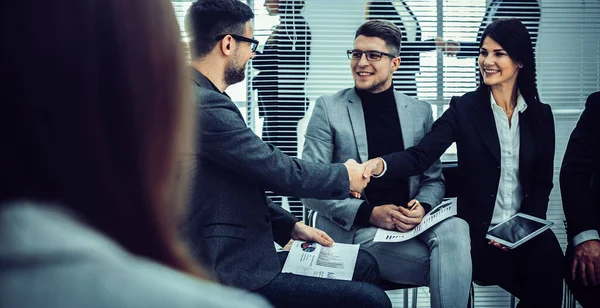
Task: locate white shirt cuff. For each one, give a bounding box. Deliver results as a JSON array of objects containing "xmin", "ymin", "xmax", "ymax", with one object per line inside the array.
[
  {"xmin": 372, "ymin": 158, "xmax": 387, "ymax": 178},
  {"xmin": 573, "ymin": 230, "xmax": 600, "ymax": 247}
]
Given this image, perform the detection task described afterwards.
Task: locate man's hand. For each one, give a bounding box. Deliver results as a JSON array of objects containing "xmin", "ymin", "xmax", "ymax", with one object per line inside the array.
[
  {"xmin": 392, "ymin": 199, "xmax": 425, "ymax": 232},
  {"xmin": 434, "ymin": 37, "xmax": 459, "ymax": 56},
  {"xmin": 369, "ymin": 204, "xmax": 403, "ymax": 230},
  {"xmin": 488, "ymin": 240, "xmax": 510, "ymax": 252},
  {"xmin": 571, "ymin": 240, "xmax": 600, "ymax": 286},
  {"xmin": 344, "ymin": 159, "xmax": 370, "ymax": 196},
  {"xmin": 362, "ymin": 157, "xmax": 384, "ymax": 179},
  {"xmin": 291, "ymin": 221, "xmax": 334, "ymax": 247}
]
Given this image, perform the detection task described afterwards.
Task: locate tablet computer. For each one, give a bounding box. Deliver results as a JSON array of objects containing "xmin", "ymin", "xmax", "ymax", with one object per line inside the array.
[{"xmin": 485, "ymin": 213, "xmax": 553, "ymax": 249}]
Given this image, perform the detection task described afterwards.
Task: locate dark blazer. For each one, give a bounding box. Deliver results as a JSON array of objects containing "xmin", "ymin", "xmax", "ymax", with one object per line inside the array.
[
  {"xmin": 381, "ymin": 86, "xmax": 555, "ymax": 254},
  {"xmin": 457, "ymin": 0, "xmax": 541, "ymax": 58},
  {"xmin": 560, "ymin": 91, "xmax": 600, "ymax": 242},
  {"xmin": 185, "ymin": 69, "xmax": 350, "ymax": 291},
  {"xmin": 367, "ymin": 1, "xmax": 436, "ymax": 96}
]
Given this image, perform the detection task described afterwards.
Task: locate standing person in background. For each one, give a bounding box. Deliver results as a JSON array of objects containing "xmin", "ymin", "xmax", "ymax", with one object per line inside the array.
[
  {"xmin": 363, "ymin": 19, "xmax": 564, "ymax": 307},
  {"xmin": 438, "ymin": 0, "xmax": 540, "ymax": 86},
  {"xmin": 253, "ymin": 0, "xmax": 311, "ymax": 153},
  {"xmin": 0, "ymin": 1, "xmax": 269, "ymax": 307},
  {"xmin": 366, "ymin": 0, "xmax": 438, "ymax": 97},
  {"xmin": 184, "ymin": 1, "xmax": 391, "ymax": 307},
  {"xmin": 454, "ymin": 0, "xmax": 541, "ymax": 56},
  {"xmin": 561, "ymin": 91, "xmax": 600, "ymax": 308},
  {"xmin": 253, "ymin": 0, "xmax": 312, "ymax": 215}
]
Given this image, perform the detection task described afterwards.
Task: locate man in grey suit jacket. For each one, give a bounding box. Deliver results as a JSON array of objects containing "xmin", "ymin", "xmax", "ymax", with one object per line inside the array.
[
  {"xmin": 183, "ymin": 1, "xmax": 391, "ymax": 307},
  {"xmin": 302, "ymin": 20, "xmax": 472, "ymax": 308}
]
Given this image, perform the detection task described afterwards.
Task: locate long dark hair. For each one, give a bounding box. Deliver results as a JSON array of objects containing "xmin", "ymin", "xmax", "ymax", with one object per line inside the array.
[
  {"xmin": 479, "ymin": 18, "xmax": 541, "ymax": 106},
  {"xmin": 0, "ymin": 0, "xmax": 207, "ymax": 278}
]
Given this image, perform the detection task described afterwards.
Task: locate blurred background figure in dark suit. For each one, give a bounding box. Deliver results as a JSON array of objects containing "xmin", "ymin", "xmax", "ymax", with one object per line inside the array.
[
  {"xmin": 253, "ymin": 0, "xmax": 311, "ymax": 154},
  {"xmin": 438, "ymin": 0, "xmax": 541, "ymax": 86},
  {"xmin": 561, "ymin": 91, "xmax": 600, "ymax": 308},
  {"xmin": 252, "ymin": 0, "xmax": 312, "ymax": 216},
  {"xmin": 365, "ymin": 0, "xmax": 438, "ymax": 97}
]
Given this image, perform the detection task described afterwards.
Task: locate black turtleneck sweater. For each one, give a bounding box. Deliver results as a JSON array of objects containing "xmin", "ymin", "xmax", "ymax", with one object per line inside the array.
[{"xmin": 353, "ymin": 86, "xmax": 411, "ymax": 226}]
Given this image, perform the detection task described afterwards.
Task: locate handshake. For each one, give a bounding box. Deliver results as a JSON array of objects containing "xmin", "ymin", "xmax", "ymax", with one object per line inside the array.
[
  {"xmin": 434, "ymin": 37, "xmax": 460, "ymax": 56},
  {"xmin": 343, "ymin": 158, "xmax": 385, "ymax": 197}
]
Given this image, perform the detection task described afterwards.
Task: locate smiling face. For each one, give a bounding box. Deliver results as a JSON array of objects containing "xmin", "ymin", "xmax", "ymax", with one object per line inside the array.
[
  {"xmin": 479, "ymin": 36, "xmax": 520, "ymax": 89},
  {"xmin": 351, "ymin": 35, "xmax": 399, "ymax": 93},
  {"xmin": 264, "ymin": 0, "xmax": 279, "ymax": 15}
]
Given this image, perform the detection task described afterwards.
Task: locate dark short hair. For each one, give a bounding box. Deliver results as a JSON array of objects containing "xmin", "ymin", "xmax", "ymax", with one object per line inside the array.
[
  {"xmin": 355, "ymin": 19, "xmax": 402, "ymax": 55},
  {"xmin": 185, "ymin": 0, "xmax": 254, "ymax": 58},
  {"xmin": 479, "ymin": 18, "xmax": 540, "ymax": 105}
]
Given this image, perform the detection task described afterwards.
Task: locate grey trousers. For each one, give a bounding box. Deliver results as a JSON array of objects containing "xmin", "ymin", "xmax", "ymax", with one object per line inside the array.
[{"xmin": 354, "ymin": 217, "xmax": 472, "ymax": 308}]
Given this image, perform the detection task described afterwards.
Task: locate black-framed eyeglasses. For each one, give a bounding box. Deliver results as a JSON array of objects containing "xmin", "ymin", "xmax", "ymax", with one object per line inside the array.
[
  {"xmin": 215, "ymin": 34, "xmax": 259, "ymax": 52},
  {"xmin": 347, "ymin": 49, "xmax": 398, "ymax": 62}
]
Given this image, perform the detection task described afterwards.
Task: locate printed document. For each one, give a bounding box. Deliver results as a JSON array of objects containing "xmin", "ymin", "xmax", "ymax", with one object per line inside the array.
[
  {"xmin": 281, "ymin": 241, "xmax": 359, "ymax": 280},
  {"xmin": 374, "ymin": 198, "xmax": 457, "ymax": 242}
]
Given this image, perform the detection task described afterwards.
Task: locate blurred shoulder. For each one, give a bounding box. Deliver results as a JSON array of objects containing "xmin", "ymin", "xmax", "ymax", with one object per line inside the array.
[{"xmin": 0, "ymin": 202, "xmax": 271, "ymax": 308}]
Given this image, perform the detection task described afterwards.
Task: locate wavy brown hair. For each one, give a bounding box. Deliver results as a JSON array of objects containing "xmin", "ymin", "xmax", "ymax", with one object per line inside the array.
[{"xmin": 0, "ymin": 0, "xmax": 207, "ymax": 278}]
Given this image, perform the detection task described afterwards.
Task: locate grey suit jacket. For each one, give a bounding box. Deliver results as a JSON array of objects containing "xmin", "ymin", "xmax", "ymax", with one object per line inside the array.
[
  {"xmin": 185, "ymin": 69, "xmax": 350, "ymax": 291},
  {"xmin": 0, "ymin": 201, "xmax": 271, "ymax": 308},
  {"xmin": 302, "ymin": 88, "xmax": 444, "ymax": 243}
]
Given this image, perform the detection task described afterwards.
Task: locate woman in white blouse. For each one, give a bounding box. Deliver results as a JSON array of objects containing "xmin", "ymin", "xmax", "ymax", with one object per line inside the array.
[{"xmin": 364, "ymin": 18, "xmax": 563, "ymax": 307}]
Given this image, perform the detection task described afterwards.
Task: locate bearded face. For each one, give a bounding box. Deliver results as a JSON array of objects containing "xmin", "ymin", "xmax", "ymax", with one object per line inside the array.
[{"xmin": 224, "ymin": 47, "xmax": 247, "ymax": 86}]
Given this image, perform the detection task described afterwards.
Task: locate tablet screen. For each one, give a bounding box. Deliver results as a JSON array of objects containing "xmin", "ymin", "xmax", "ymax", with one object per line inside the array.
[{"xmin": 487, "ymin": 215, "xmax": 546, "ymax": 244}]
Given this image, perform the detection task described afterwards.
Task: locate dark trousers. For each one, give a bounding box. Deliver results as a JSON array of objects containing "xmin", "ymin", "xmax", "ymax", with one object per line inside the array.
[
  {"xmin": 472, "ymin": 229, "xmax": 564, "ymax": 308},
  {"xmin": 565, "ymin": 245, "xmax": 600, "ymax": 308},
  {"xmin": 254, "ymin": 250, "xmax": 392, "ymax": 308}
]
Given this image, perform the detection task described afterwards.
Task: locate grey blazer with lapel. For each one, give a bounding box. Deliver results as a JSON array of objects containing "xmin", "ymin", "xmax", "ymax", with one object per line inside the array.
[
  {"xmin": 302, "ymin": 88, "xmax": 445, "ymax": 243},
  {"xmin": 185, "ymin": 69, "xmax": 350, "ymax": 291}
]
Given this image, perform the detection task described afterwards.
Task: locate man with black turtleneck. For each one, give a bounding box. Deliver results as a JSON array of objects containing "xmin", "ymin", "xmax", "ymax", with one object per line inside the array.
[{"xmin": 302, "ymin": 20, "xmax": 472, "ymax": 307}]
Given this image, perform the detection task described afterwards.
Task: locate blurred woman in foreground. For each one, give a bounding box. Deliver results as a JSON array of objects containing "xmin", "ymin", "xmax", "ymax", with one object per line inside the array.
[{"xmin": 0, "ymin": 1, "xmax": 269, "ymax": 307}]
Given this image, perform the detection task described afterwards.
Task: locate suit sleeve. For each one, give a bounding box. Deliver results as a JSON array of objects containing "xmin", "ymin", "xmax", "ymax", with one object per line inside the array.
[
  {"xmin": 301, "ymin": 97, "xmax": 365, "ymax": 231},
  {"xmin": 267, "ymin": 197, "xmax": 299, "ymax": 246},
  {"xmin": 197, "ymin": 93, "xmax": 349, "ymax": 200},
  {"xmin": 523, "ymin": 104, "xmax": 555, "ymax": 220},
  {"xmin": 382, "ymin": 97, "xmax": 459, "ymax": 179},
  {"xmin": 402, "ymin": 40, "xmax": 437, "ymax": 53},
  {"xmin": 560, "ymin": 93, "xmax": 600, "ymax": 241},
  {"xmin": 413, "ymin": 103, "xmax": 446, "ymax": 209}
]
